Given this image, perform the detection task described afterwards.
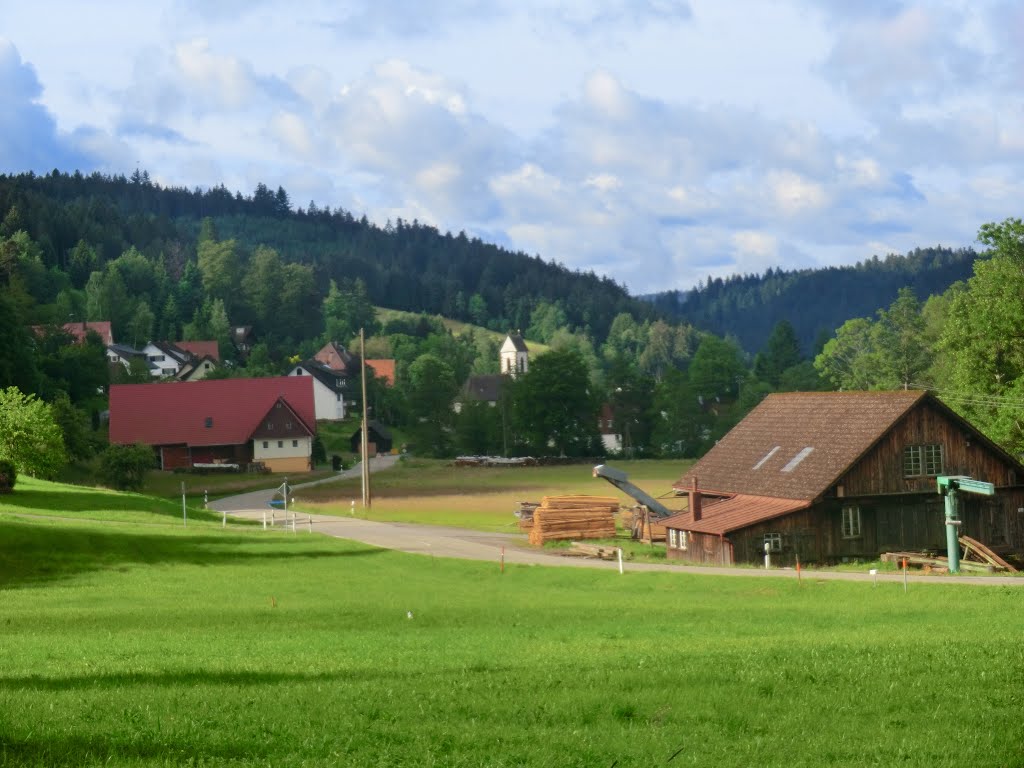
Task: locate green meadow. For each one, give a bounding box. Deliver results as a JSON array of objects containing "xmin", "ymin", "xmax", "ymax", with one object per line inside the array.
[{"xmin": 2, "ymin": 479, "xmax": 1024, "ymax": 767}]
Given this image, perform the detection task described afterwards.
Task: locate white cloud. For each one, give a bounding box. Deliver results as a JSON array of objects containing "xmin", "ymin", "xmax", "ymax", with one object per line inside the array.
[
  {"xmin": 174, "ymin": 39, "xmax": 258, "ymax": 109},
  {"xmin": 5, "ymin": 2, "xmax": 1024, "ymax": 293}
]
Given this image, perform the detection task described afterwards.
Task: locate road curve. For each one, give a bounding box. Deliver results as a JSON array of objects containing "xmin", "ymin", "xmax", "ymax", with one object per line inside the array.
[{"xmin": 211, "ymin": 460, "xmax": 1024, "ymax": 586}]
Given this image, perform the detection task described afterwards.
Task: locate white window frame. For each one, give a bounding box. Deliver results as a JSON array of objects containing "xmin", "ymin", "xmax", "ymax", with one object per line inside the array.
[
  {"xmin": 904, "ymin": 444, "xmax": 943, "ymax": 477},
  {"xmin": 841, "ymin": 505, "xmax": 862, "ymax": 539},
  {"xmin": 678, "ymin": 530, "xmax": 688, "ymax": 551},
  {"xmin": 764, "ymin": 533, "xmax": 782, "ymax": 552}
]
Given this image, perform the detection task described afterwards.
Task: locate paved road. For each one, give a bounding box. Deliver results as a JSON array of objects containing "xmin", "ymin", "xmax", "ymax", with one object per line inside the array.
[{"xmin": 211, "ymin": 460, "xmax": 1024, "ymax": 586}]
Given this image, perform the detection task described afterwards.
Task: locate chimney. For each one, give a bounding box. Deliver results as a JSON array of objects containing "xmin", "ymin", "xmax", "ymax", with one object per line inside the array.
[{"xmin": 690, "ymin": 476, "xmax": 702, "ymax": 522}]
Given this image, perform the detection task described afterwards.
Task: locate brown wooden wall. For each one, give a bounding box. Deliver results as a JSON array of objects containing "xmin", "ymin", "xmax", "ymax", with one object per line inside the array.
[
  {"xmin": 251, "ymin": 401, "xmax": 311, "ymax": 440},
  {"xmin": 838, "ymin": 401, "xmax": 1020, "ymax": 496},
  {"xmin": 159, "ymin": 443, "xmax": 251, "ymax": 470},
  {"xmin": 704, "ymin": 488, "xmax": 1024, "ymax": 567},
  {"xmin": 666, "ymin": 532, "xmax": 731, "ymax": 565}
]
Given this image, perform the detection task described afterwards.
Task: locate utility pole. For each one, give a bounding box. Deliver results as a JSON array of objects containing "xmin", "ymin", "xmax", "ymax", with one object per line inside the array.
[{"xmin": 360, "ymin": 327, "xmax": 371, "ymax": 509}]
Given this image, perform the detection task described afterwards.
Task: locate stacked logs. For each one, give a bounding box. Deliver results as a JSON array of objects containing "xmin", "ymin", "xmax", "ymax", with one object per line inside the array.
[{"xmin": 528, "ymin": 495, "xmax": 619, "ymax": 545}]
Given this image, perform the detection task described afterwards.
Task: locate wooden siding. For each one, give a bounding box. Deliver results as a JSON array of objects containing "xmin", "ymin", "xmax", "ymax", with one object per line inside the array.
[
  {"xmin": 160, "ymin": 445, "xmax": 189, "ymax": 470},
  {"xmin": 666, "ymin": 532, "xmax": 731, "ymax": 565},
  {"xmin": 837, "ymin": 401, "xmax": 1020, "ymax": 496},
  {"xmin": 669, "ymin": 488, "xmax": 1024, "ymax": 567},
  {"xmin": 251, "ymin": 401, "xmax": 311, "ymax": 440}
]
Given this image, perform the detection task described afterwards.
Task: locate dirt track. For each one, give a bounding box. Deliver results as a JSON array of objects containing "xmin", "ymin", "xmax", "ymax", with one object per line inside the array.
[{"xmin": 210, "ymin": 458, "xmax": 1024, "ymax": 586}]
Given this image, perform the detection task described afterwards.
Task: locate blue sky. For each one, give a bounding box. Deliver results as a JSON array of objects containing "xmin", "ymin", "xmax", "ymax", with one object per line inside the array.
[{"xmin": 2, "ymin": 0, "xmax": 1023, "ymax": 293}]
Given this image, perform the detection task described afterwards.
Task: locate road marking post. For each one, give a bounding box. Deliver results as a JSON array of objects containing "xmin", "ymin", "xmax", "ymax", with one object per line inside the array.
[{"xmin": 618, "ymin": 547, "xmax": 624, "ymax": 575}]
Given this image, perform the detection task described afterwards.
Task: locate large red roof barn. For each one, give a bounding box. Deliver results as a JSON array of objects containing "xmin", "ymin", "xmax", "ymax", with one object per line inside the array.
[{"xmin": 110, "ymin": 376, "xmax": 316, "ymax": 473}]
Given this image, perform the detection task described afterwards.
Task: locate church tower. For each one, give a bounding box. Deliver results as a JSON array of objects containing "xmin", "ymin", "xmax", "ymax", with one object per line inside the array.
[{"xmin": 500, "ymin": 332, "xmax": 529, "ymax": 378}]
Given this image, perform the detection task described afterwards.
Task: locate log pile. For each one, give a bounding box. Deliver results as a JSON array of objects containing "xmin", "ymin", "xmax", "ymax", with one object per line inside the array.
[
  {"xmin": 882, "ymin": 535, "xmax": 1019, "ymax": 574},
  {"xmin": 528, "ymin": 495, "xmax": 619, "ymax": 545}
]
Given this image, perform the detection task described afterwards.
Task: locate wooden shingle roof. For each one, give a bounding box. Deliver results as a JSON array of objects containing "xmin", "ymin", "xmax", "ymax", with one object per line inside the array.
[
  {"xmin": 674, "ymin": 390, "xmax": 928, "ymax": 501},
  {"xmin": 661, "ymin": 495, "xmax": 811, "ymax": 536}
]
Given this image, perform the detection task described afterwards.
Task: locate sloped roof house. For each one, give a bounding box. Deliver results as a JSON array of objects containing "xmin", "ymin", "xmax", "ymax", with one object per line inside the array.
[
  {"xmin": 110, "ymin": 376, "xmax": 316, "ymax": 473},
  {"xmin": 662, "ymin": 391, "xmax": 1024, "ymax": 566}
]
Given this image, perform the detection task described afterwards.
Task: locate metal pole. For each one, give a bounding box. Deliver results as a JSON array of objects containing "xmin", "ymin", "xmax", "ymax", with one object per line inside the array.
[
  {"xmin": 360, "ymin": 327, "xmax": 371, "ymax": 509},
  {"xmin": 181, "ymin": 481, "xmax": 186, "ymax": 527},
  {"xmin": 944, "ymin": 488, "xmax": 961, "ymax": 575}
]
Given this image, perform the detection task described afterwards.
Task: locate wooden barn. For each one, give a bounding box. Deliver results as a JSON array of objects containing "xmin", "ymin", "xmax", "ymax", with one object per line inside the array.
[
  {"xmin": 110, "ymin": 377, "xmax": 316, "ymax": 473},
  {"xmin": 661, "ymin": 391, "xmax": 1024, "ymax": 567},
  {"xmin": 350, "ymin": 420, "xmax": 394, "ymax": 456}
]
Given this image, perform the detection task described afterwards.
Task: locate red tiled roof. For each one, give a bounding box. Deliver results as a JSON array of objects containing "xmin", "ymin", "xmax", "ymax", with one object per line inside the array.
[
  {"xmin": 109, "ymin": 377, "xmax": 315, "ymax": 447},
  {"xmin": 660, "ymin": 494, "xmax": 811, "ymax": 536},
  {"xmin": 65, "ymin": 321, "xmax": 114, "ymax": 345},
  {"xmin": 174, "ymin": 340, "xmax": 220, "ymax": 362},
  {"xmin": 366, "ymin": 359, "xmax": 396, "ymax": 386},
  {"xmin": 32, "ymin": 321, "xmax": 114, "ymax": 345},
  {"xmin": 674, "ymin": 390, "xmax": 928, "ymax": 500}
]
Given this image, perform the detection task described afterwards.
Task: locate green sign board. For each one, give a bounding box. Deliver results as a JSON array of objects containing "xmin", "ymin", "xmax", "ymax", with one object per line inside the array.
[{"xmin": 936, "ymin": 475, "xmax": 995, "ymax": 496}]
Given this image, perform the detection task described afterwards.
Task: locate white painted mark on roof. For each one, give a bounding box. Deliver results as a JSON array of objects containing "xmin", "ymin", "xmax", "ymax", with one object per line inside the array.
[
  {"xmin": 781, "ymin": 447, "xmax": 814, "ymax": 473},
  {"xmin": 752, "ymin": 446, "xmax": 781, "ymax": 470}
]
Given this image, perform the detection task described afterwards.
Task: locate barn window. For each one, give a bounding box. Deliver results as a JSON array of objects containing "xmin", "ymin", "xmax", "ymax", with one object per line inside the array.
[
  {"xmin": 669, "ymin": 529, "xmax": 677, "ymax": 548},
  {"xmin": 841, "ymin": 505, "xmax": 862, "ymax": 539},
  {"xmin": 292, "ymin": 440, "xmax": 298, "ymax": 447},
  {"xmin": 903, "ymin": 444, "xmax": 943, "ymax": 477},
  {"xmin": 277, "ymin": 441, "xmax": 283, "ymax": 448},
  {"xmin": 764, "ymin": 533, "xmax": 782, "ymax": 552},
  {"xmin": 678, "ymin": 530, "xmax": 688, "ymax": 551},
  {"xmin": 262, "ymin": 441, "xmax": 268, "ymax": 449}
]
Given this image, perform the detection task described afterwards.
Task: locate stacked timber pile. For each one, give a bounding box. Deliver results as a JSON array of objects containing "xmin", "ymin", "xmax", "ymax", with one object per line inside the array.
[
  {"xmin": 560, "ymin": 541, "xmax": 620, "ymax": 560},
  {"xmin": 515, "ymin": 501, "xmax": 539, "ymax": 531},
  {"xmin": 528, "ymin": 495, "xmax": 618, "ymax": 545}
]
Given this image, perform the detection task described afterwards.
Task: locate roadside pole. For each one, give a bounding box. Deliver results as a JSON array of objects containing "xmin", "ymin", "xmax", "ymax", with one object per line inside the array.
[{"xmin": 181, "ymin": 481, "xmax": 187, "ymax": 527}]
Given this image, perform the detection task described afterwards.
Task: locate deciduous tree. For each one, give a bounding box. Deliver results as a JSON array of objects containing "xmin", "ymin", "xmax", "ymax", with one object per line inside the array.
[{"xmin": 0, "ymin": 386, "xmax": 66, "ymax": 478}]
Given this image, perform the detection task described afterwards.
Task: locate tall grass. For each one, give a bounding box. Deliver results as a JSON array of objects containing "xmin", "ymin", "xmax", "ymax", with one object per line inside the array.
[{"xmin": 1, "ymin": 484, "xmax": 1023, "ymax": 766}]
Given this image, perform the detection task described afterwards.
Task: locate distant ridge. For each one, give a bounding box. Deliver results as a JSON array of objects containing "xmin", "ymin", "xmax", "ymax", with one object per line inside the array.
[{"xmin": 640, "ymin": 246, "xmax": 977, "ymax": 354}]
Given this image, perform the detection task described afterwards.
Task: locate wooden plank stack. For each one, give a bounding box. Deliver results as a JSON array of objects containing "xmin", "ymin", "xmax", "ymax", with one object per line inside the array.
[{"xmin": 528, "ymin": 495, "xmax": 619, "ymax": 545}]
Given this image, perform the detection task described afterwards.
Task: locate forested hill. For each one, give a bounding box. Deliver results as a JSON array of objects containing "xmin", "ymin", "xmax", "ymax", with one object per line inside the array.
[
  {"xmin": 0, "ymin": 171, "xmax": 650, "ymax": 341},
  {"xmin": 642, "ymin": 247, "xmax": 978, "ymax": 355}
]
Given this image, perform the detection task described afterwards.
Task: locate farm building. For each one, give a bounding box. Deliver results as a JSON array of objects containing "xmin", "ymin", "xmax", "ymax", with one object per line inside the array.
[
  {"xmin": 109, "ymin": 376, "xmax": 316, "ymax": 472},
  {"xmin": 350, "ymin": 421, "xmax": 394, "ymax": 456},
  {"xmin": 662, "ymin": 391, "xmax": 1024, "ymax": 567}
]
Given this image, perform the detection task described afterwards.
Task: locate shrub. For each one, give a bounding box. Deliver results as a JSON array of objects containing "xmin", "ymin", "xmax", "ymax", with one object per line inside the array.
[
  {"xmin": 99, "ymin": 443, "xmax": 156, "ymax": 490},
  {"xmin": 0, "ymin": 459, "xmax": 16, "ymax": 493}
]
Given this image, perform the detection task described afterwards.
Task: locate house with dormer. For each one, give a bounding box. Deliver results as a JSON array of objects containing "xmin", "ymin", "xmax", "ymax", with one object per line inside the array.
[{"xmin": 661, "ymin": 391, "xmax": 1024, "ymax": 567}]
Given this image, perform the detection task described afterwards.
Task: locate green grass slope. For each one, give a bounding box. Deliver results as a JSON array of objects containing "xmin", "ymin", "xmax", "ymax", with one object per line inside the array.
[{"xmin": 1, "ymin": 481, "xmax": 1023, "ymax": 766}]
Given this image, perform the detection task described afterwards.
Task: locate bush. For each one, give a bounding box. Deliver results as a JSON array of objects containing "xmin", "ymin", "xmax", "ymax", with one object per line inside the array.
[
  {"xmin": 0, "ymin": 459, "xmax": 16, "ymax": 493},
  {"xmin": 99, "ymin": 443, "xmax": 156, "ymax": 490}
]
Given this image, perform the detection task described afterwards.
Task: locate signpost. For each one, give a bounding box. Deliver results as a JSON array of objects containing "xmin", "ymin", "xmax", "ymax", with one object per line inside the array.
[{"xmin": 937, "ymin": 475, "xmax": 995, "ymax": 574}]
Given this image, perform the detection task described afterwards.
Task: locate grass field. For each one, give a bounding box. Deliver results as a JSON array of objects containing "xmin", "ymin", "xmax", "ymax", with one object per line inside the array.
[
  {"xmin": 1, "ymin": 480, "xmax": 1024, "ymax": 766},
  {"xmin": 296, "ymin": 458, "xmax": 687, "ymax": 533}
]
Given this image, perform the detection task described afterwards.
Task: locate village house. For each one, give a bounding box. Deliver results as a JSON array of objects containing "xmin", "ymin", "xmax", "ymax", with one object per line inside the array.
[
  {"xmin": 109, "ymin": 376, "xmax": 316, "ymax": 472},
  {"xmin": 661, "ymin": 391, "xmax": 1024, "ymax": 567},
  {"xmin": 107, "ymin": 340, "xmax": 220, "ymax": 380},
  {"xmin": 293, "ymin": 341, "xmax": 397, "ymax": 421}
]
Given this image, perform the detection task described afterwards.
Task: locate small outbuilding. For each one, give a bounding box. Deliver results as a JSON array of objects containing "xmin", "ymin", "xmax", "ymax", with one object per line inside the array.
[{"xmin": 350, "ymin": 420, "xmax": 394, "ymax": 456}]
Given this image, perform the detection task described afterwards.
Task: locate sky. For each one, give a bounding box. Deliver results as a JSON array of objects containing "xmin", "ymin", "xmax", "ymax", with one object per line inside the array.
[{"xmin": 2, "ymin": 1, "xmax": 1023, "ymax": 294}]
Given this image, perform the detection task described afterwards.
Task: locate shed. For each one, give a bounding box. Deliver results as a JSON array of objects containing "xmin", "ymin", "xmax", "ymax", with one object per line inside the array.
[{"xmin": 350, "ymin": 420, "xmax": 394, "ymax": 456}]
